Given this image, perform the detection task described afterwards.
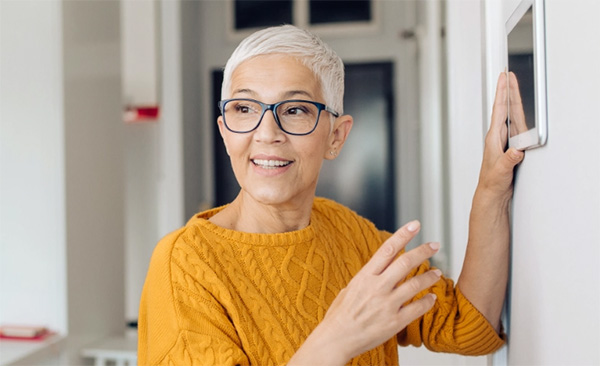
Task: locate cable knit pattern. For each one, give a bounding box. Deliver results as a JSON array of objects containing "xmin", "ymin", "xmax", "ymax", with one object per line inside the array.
[{"xmin": 138, "ymin": 197, "xmax": 505, "ymax": 365}]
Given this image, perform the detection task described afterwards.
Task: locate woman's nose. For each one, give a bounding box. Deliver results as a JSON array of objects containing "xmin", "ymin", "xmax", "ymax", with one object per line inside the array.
[{"xmin": 254, "ymin": 110, "xmax": 285, "ymax": 143}]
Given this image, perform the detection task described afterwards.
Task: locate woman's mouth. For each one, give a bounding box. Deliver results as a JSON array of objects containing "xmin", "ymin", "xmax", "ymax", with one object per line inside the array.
[{"xmin": 251, "ymin": 159, "xmax": 292, "ymax": 169}]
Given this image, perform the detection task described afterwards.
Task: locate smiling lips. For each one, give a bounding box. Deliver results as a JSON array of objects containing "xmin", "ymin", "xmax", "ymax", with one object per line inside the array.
[{"xmin": 252, "ymin": 159, "xmax": 292, "ymax": 169}]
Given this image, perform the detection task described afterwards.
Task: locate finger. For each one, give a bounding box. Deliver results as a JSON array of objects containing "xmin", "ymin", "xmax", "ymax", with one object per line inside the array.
[
  {"xmin": 393, "ymin": 269, "xmax": 442, "ymax": 305},
  {"xmin": 490, "ymin": 72, "xmax": 508, "ymax": 134},
  {"xmin": 485, "ymin": 73, "xmax": 511, "ymax": 155},
  {"xmin": 364, "ymin": 221, "xmax": 420, "ymax": 276},
  {"xmin": 396, "ymin": 293, "xmax": 437, "ymax": 327},
  {"xmin": 507, "ymin": 72, "xmax": 528, "ymax": 135},
  {"xmin": 380, "ymin": 242, "xmax": 440, "ymax": 289},
  {"xmin": 508, "ymin": 72, "xmax": 523, "ymax": 104}
]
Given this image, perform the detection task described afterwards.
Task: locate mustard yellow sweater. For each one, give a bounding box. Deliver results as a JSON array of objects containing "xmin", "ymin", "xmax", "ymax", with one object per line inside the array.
[{"xmin": 138, "ymin": 198, "xmax": 504, "ymax": 365}]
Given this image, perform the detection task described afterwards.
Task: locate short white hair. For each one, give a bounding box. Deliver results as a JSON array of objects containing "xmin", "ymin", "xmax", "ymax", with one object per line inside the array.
[{"xmin": 221, "ymin": 24, "xmax": 345, "ymax": 115}]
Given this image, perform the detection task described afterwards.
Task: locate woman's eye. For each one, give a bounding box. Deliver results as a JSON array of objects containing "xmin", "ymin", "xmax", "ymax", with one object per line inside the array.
[
  {"xmin": 235, "ymin": 104, "xmax": 254, "ymax": 113},
  {"xmin": 284, "ymin": 106, "xmax": 307, "ymax": 115}
]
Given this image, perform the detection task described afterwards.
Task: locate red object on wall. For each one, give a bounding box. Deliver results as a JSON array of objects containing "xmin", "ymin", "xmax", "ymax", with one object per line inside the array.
[{"xmin": 124, "ymin": 105, "xmax": 160, "ymax": 123}]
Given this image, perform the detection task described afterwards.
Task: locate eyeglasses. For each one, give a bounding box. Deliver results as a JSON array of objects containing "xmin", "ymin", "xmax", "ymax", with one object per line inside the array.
[{"xmin": 218, "ymin": 98, "xmax": 339, "ymax": 136}]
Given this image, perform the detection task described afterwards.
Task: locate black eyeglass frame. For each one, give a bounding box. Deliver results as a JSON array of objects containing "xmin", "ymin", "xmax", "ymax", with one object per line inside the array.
[{"xmin": 218, "ymin": 98, "xmax": 340, "ymax": 136}]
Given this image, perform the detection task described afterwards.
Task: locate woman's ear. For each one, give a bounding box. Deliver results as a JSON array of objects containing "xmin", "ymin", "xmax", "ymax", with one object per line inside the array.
[
  {"xmin": 324, "ymin": 114, "xmax": 353, "ymax": 160},
  {"xmin": 217, "ymin": 116, "xmax": 230, "ymax": 156}
]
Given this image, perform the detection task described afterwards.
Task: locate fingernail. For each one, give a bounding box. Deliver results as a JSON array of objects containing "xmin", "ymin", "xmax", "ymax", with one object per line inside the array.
[
  {"xmin": 432, "ymin": 269, "xmax": 442, "ymax": 277},
  {"xmin": 430, "ymin": 293, "xmax": 437, "ymax": 302},
  {"xmin": 429, "ymin": 242, "xmax": 440, "ymax": 251},
  {"xmin": 407, "ymin": 220, "xmax": 420, "ymax": 232}
]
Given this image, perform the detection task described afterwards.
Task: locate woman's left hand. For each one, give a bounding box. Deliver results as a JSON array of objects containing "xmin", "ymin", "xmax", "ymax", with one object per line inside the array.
[{"xmin": 477, "ymin": 72, "xmax": 524, "ymax": 201}]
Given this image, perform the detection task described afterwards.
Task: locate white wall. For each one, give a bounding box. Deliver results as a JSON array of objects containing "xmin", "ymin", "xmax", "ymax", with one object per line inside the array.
[
  {"xmin": 0, "ymin": 0, "xmax": 67, "ymax": 334},
  {"xmin": 507, "ymin": 1, "xmax": 600, "ymax": 364},
  {"xmin": 62, "ymin": 0, "xmax": 125, "ymax": 340},
  {"xmin": 445, "ymin": 0, "xmax": 486, "ymax": 282},
  {"xmin": 2, "ymin": 3, "xmax": 187, "ymax": 362},
  {"xmin": 1, "ymin": 1, "xmax": 126, "ymax": 362},
  {"xmin": 124, "ymin": 122, "xmax": 161, "ymax": 322},
  {"xmin": 120, "ymin": 0, "xmax": 162, "ymax": 323},
  {"xmin": 447, "ymin": 0, "xmax": 600, "ymax": 365},
  {"xmin": 121, "ymin": 0, "xmax": 159, "ymax": 108},
  {"xmin": 121, "ymin": 0, "xmax": 187, "ymax": 322}
]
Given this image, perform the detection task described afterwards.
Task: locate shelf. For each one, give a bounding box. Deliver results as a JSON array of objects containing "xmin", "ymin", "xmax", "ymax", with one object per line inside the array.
[
  {"xmin": 0, "ymin": 333, "xmax": 64, "ymax": 366},
  {"xmin": 80, "ymin": 335, "xmax": 137, "ymax": 366}
]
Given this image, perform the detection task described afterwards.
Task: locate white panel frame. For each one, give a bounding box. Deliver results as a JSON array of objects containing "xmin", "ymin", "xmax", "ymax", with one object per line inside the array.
[{"xmin": 506, "ymin": 0, "xmax": 548, "ymax": 151}]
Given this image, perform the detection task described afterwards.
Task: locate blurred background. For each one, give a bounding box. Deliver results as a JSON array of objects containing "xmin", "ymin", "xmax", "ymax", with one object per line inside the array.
[{"xmin": 1, "ymin": 0, "xmax": 598, "ymax": 365}]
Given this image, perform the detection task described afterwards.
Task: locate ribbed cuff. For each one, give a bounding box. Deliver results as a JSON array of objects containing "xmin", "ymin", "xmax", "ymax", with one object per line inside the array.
[{"xmin": 453, "ymin": 286, "xmax": 506, "ymax": 355}]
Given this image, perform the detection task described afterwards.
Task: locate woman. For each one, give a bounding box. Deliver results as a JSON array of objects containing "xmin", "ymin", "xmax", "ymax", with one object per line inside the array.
[{"xmin": 138, "ymin": 25, "xmax": 523, "ymax": 365}]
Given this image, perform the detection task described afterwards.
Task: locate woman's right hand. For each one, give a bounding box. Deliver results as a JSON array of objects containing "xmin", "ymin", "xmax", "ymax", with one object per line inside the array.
[{"xmin": 288, "ymin": 221, "xmax": 441, "ymax": 365}]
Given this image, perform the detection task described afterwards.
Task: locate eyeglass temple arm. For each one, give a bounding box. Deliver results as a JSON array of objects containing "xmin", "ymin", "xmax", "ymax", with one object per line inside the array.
[{"xmin": 325, "ymin": 105, "xmax": 339, "ymax": 117}]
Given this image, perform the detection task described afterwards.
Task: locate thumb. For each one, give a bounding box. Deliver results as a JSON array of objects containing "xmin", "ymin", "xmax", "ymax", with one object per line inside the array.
[{"xmin": 498, "ymin": 148, "xmax": 524, "ymax": 172}]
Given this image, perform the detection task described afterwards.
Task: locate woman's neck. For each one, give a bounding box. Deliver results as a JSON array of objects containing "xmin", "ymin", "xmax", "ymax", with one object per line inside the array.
[{"xmin": 209, "ymin": 192, "xmax": 313, "ymax": 233}]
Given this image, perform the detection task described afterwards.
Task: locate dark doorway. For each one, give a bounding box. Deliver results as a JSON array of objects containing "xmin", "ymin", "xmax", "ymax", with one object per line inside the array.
[
  {"xmin": 211, "ymin": 70, "xmax": 240, "ymax": 207},
  {"xmin": 315, "ymin": 62, "xmax": 395, "ymax": 231}
]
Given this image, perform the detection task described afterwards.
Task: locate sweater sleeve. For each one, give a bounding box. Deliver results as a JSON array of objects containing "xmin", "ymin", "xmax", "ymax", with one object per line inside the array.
[
  {"xmin": 138, "ymin": 229, "xmax": 250, "ymax": 366},
  {"xmin": 378, "ymin": 231, "xmax": 505, "ymax": 355}
]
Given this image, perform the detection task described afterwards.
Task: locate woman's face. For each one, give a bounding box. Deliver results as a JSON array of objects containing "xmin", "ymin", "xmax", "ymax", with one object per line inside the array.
[{"xmin": 217, "ymin": 54, "xmax": 350, "ymax": 209}]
